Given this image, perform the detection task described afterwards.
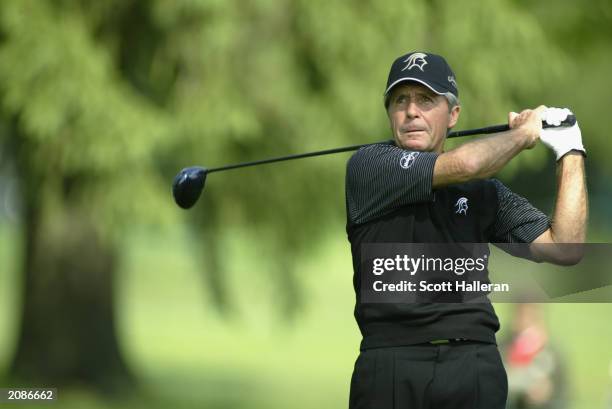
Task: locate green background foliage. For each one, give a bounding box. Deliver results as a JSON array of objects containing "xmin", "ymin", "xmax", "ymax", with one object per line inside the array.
[{"xmin": 0, "ymin": 0, "xmax": 611, "ymax": 408}]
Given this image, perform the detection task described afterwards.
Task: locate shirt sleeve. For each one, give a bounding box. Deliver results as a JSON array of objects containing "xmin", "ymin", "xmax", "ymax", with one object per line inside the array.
[
  {"xmin": 490, "ymin": 179, "xmax": 551, "ymax": 243},
  {"xmin": 345, "ymin": 143, "xmax": 438, "ymax": 225}
]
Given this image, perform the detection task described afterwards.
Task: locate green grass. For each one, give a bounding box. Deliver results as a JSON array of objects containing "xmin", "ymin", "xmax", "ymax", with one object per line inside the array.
[
  {"xmin": 117, "ymin": 223, "xmax": 360, "ymax": 409},
  {"xmin": 0, "ymin": 222, "xmax": 19, "ymax": 376},
  {"xmin": 1, "ymin": 222, "xmax": 611, "ymax": 409}
]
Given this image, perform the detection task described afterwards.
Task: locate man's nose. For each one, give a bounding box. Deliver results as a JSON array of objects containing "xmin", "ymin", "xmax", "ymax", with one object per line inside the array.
[{"xmin": 405, "ymin": 101, "xmax": 420, "ymax": 117}]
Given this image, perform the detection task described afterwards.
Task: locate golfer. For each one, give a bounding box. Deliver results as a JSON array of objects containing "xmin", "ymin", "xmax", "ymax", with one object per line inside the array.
[{"xmin": 345, "ymin": 51, "xmax": 587, "ymax": 409}]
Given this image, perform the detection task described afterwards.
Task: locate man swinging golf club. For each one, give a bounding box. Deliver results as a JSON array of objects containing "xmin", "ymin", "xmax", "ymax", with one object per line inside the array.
[{"xmin": 345, "ymin": 51, "xmax": 587, "ymax": 409}]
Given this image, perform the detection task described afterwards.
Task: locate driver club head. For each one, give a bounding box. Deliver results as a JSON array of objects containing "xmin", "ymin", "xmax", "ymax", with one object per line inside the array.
[{"xmin": 172, "ymin": 166, "xmax": 208, "ymax": 209}]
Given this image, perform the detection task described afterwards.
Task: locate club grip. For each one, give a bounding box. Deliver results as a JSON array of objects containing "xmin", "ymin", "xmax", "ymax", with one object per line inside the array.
[{"xmin": 542, "ymin": 114, "xmax": 576, "ymax": 128}]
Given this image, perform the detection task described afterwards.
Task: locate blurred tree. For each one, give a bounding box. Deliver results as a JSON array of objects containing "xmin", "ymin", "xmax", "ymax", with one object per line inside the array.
[
  {"xmin": 0, "ymin": 0, "xmax": 170, "ymax": 391},
  {"xmin": 520, "ymin": 0, "xmax": 612, "ymax": 164},
  {"xmin": 0, "ymin": 0, "xmax": 576, "ymax": 392}
]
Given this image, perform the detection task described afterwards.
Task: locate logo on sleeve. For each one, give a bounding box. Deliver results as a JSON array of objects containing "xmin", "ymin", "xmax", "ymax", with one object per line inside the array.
[
  {"xmin": 401, "ymin": 53, "xmax": 428, "ymax": 72},
  {"xmin": 454, "ymin": 197, "xmax": 469, "ymax": 215},
  {"xmin": 399, "ymin": 151, "xmax": 419, "ymax": 169}
]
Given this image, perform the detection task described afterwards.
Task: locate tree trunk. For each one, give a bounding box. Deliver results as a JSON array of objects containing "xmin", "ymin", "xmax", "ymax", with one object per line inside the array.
[{"xmin": 9, "ymin": 198, "xmax": 134, "ymax": 394}]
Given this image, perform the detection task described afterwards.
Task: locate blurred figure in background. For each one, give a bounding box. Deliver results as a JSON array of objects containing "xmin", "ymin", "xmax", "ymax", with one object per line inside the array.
[{"xmin": 502, "ymin": 304, "xmax": 568, "ymax": 409}]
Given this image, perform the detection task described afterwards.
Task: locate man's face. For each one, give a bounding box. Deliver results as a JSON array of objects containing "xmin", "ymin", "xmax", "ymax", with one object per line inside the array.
[{"xmin": 386, "ymin": 83, "xmax": 460, "ymax": 152}]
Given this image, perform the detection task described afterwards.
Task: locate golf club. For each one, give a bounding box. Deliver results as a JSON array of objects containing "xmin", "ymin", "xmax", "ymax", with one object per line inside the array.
[{"xmin": 173, "ymin": 115, "xmax": 576, "ymax": 209}]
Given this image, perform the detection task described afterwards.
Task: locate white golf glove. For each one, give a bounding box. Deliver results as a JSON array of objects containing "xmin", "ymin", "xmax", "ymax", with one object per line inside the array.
[{"xmin": 540, "ymin": 107, "xmax": 586, "ymax": 161}]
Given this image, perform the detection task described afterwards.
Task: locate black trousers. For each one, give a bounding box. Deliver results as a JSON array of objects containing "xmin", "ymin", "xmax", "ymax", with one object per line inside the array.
[{"xmin": 349, "ymin": 341, "xmax": 508, "ymax": 409}]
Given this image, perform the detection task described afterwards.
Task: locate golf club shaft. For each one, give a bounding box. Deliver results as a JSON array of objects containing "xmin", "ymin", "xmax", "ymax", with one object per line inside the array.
[
  {"xmin": 208, "ymin": 116, "xmax": 576, "ymax": 173},
  {"xmin": 207, "ymin": 141, "xmax": 384, "ymax": 173},
  {"xmin": 448, "ymin": 114, "xmax": 576, "ymax": 138},
  {"xmin": 447, "ymin": 124, "xmax": 508, "ymax": 138}
]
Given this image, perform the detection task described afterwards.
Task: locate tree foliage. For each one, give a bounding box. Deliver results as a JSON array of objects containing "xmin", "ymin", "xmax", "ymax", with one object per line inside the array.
[{"xmin": 0, "ymin": 2, "xmax": 609, "ymax": 388}]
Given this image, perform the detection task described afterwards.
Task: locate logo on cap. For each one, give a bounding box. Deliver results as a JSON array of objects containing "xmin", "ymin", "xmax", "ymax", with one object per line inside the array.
[{"xmin": 401, "ymin": 53, "xmax": 428, "ymax": 72}]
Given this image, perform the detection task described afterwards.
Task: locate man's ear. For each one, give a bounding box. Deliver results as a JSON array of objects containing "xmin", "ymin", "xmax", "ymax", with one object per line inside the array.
[{"xmin": 448, "ymin": 105, "xmax": 461, "ymax": 128}]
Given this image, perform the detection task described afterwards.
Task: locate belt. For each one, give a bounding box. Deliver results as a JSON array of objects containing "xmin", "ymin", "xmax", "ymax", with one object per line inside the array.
[{"xmin": 428, "ymin": 338, "xmax": 469, "ymax": 345}]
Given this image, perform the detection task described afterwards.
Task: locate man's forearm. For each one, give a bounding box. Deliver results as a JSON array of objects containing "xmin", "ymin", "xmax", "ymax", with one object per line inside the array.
[
  {"xmin": 433, "ymin": 129, "xmax": 527, "ymax": 187},
  {"xmin": 530, "ymin": 152, "xmax": 587, "ymax": 265},
  {"xmin": 549, "ymin": 152, "xmax": 588, "ymax": 243}
]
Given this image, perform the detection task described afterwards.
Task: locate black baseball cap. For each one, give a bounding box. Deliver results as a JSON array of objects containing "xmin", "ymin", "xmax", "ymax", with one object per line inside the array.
[{"xmin": 384, "ymin": 51, "xmax": 458, "ymax": 106}]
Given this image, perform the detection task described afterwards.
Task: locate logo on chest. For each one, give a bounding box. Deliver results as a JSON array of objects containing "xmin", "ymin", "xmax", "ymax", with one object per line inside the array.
[{"xmin": 454, "ymin": 197, "xmax": 469, "ymax": 215}]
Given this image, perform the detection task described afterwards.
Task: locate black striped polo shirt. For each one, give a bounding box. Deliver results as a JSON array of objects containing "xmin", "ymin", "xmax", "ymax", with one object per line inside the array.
[{"xmin": 345, "ymin": 141, "xmax": 550, "ymax": 349}]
